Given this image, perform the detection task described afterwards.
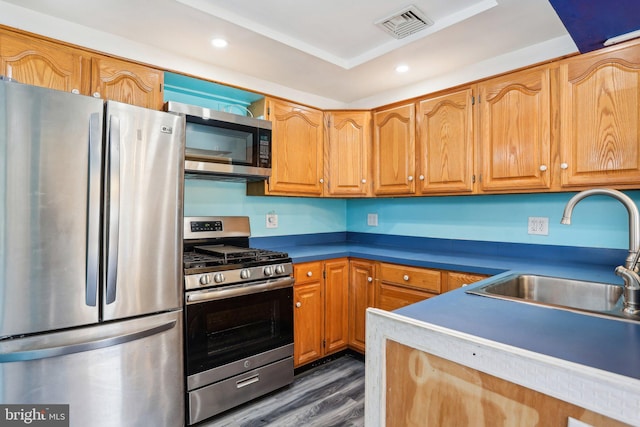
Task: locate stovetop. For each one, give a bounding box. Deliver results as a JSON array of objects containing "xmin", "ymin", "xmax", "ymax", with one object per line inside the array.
[{"xmin": 184, "ymin": 245, "xmax": 290, "ymax": 273}]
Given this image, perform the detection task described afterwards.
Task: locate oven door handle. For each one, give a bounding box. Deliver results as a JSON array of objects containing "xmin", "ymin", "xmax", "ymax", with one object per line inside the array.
[{"xmin": 186, "ymin": 277, "xmax": 294, "ymax": 304}]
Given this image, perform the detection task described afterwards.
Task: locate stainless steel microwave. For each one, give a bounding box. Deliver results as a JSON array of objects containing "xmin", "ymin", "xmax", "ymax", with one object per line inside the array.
[{"xmin": 165, "ymin": 101, "xmax": 272, "ymax": 181}]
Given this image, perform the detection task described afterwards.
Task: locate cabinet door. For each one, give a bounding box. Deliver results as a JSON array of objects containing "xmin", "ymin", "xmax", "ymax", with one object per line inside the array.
[
  {"xmin": 417, "ymin": 88, "xmax": 475, "ymax": 194},
  {"xmin": 324, "ymin": 259, "xmax": 349, "ymax": 354},
  {"xmin": 0, "ymin": 30, "xmax": 87, "ymax": 94},
  {"xmin": 478, "ymin": 66, "xmax": 552, "ymax": 191},
  {"xmin": 348, "ymin": 259, "xmax": 376, "ymax": 353},
  {"xmin": 325, "ymin": 111, "xmax": 371, "ymax": 197},
  {"xmin": 91, "ymin": 55, "xmax": 164, "ymax": 110},
  {"xmin": 293, "ymin": 281, "xmax": 323, "ymax": 367},
  {"xmin": 373, "ymin": 103, "xmax": 416, "ymax": 195},
  {"xmin": 265, "ymin": 98, "xmax": 324, "ymax": 196},
  {"xmin": 559, "ymin": 40, "xmax": 640, "ymax": 188}
]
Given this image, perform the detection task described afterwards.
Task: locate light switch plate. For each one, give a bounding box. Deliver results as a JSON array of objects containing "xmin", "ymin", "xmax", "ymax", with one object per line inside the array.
[
  {"xmin": 528, "ymin": 216, "xmax": 549, "ymax": 235},
  {"xmin": 367, "ymin": 213, "xmax": 378, "ymax": 226}
]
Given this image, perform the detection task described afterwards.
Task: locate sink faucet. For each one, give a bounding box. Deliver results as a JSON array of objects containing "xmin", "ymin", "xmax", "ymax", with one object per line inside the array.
[{"xmin": 561, "ymin": 188, "xmax": 640, "ymax": 316}]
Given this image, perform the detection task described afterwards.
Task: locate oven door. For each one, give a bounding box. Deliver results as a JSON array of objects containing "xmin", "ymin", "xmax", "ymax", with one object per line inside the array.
[{"xmin": 185, "ymin": 278, "xmax": 294, "ymax": 388}]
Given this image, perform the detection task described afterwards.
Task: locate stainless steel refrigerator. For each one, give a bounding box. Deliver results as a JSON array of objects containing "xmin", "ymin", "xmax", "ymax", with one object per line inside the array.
[{"xmin": 0, "ymin": 80, "xmax": 185, "ymax": 426}]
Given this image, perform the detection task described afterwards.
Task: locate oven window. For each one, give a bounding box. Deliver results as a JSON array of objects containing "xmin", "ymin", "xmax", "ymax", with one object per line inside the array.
[{"xmin": 185, "ymin": 287, "xmax": 293, "ymax": 376}]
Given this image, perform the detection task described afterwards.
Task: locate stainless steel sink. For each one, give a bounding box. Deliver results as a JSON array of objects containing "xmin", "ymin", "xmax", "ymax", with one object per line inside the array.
[{"xmin": 466, "ymin": 274, "xmax": 634, "ymax": 321}]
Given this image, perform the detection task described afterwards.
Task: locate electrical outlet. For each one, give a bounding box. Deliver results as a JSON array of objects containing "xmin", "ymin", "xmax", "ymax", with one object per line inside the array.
[
  {"xmin": 528, "ymin": 216, "xmax": 549, "ymax": 235},
  {"xmin": 266, "ymin": 213, "xmax": 278, "ymax": 229},
  {"xmin": 367, "ymin": 213, "xmax": 378, "ymax": 227}
]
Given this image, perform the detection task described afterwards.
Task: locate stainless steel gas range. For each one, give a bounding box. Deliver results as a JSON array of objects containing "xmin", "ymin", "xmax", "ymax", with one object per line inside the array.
[{"xmin": 182, "ymin": 216, "xmax": 294, "ymax": 425}]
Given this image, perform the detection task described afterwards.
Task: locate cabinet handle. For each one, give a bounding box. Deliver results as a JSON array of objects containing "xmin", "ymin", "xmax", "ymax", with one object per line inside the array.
[
  {"xmin": 71, "ymin": 88, "xmax": 80, "ymax": 95},
  {"xmin": 295, "ymin": 302, "xmax": 302, "ymax": 308},
  {"xmin": 560, "ymin": 163, "xmax": 569, "ymax": 170},
  {"xmin": 361, "ymin": 179, "xmax": 367, "ymax": 184},
  {"xmin": 367, "ymin": 277, "xmax": 373, "ymax": 282},
  {"xmin": 319, "ymin": 178, "xmax": 324, "ymax": 184},
  {"xmin": 403, "ymin": 274, "xmax": 410, "ymax": 281},
  {"xmin": 92, "ymin": 92, "xmax": 101, "ymax": 98},
  {"xmin": 408, "ymin": 176, "xmax": 414, "ymax": 182},
  {"xmin": 419, "ymin": 175, "xmax": 425, "ymax": 181},
  {"xmin": 539, "ymin": 165, "xmax": 548, "ymax": 172},
  {"xmin": 307, "ymin": 271, "xmax": 313, "ymax": 277}
]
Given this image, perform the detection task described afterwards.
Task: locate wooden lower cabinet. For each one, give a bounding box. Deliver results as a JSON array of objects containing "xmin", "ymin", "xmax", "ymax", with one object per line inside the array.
[
  {"xmin": 446, "ymin": 271, "xmax": 490, "ymax": 292},
  {"xmin": 375, "ymin": 262, "xmax": 441, "ymax": 311},
  {"xmin": 385, "ymin": 340, "xmax": 629, "ymax": 427},
  {"xmin": 348, "ymin": 259, "xmax": 376, "ymax": 353},
  {"xmin": 293, "ymin": 259, "xmax": 348, "ymax": 367}
]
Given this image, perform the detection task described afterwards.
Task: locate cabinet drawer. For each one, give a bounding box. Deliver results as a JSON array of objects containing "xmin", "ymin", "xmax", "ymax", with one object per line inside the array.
[
  {"xmin": 294, "ymin": 262, "xmax": 323, "ymax": 285},
  {"xmin": 376, "ymin": 283, "xmax": 435, "ymax": 311},
  {"xmin": 379, "ymin": 263, "xmax": 442, "ymax": 293}
]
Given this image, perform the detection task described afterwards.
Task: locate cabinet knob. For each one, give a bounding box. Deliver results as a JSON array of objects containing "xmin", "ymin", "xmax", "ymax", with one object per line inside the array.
[
  {"xmin": 71, "ymin": 88, "xmax": 80, "ymax": 95},
  {"xmin": 539, "ymin": 165, "xmax": 548, "ymax": 172},
  {"xmin": 307, "ymin": 271, "xmax": 313, "ymax": 277},
  {"xmin": 403, "ymin": 274, "xmax": 410, "ymax": 281},
  {"xmin": 319, "ymin": 178, "xmax": 324, "ymax": 184},
  {"xmin": 367, "ymin": 277, "xmax": 373, "ymax": 282},
  {"xmin": 92, "ymin": 92, "xmax": 101, "ymax": 98},
  {"xmin": 419, "ymin": 175, "xmax": 425, "ymax": 181},
  {"xmin": 295, "ymin": 302, "xmax": 302, "ymax": 308},
  {"xmin": 361, "ymin": 179, "xmax": 367, "ymax": 184},
  {"xmin": 408, "ymin": 176, "xmax": 414, "ymax": 182},
  {"xmin": 560, "ymin": 163, "xmax": 569, "ymax": 170}
]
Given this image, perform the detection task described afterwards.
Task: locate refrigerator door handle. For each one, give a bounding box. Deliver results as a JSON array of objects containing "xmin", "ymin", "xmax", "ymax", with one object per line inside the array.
[
  {"xmin": 86, "ymin": 112, "xmax": 102, "ymax": 307},
  {"xmin": 0, "ymin": 318, "xmax": 177, "ymax": 363},
  {"xmin": 106, "ymin": 115, "xmax": 121, "ymax": 304}
]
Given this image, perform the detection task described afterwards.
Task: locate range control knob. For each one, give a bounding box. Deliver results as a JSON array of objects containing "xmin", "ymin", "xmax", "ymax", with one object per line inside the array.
[
  {"xmin": 199, "ymin": 274, "xmax": 212, "ymax": 286},
  {"xmin": 213, "ymin": 273, "xmax": 225, "ymax": 283},
  {"xmin": 264, "ymin": 266, "xmax": 274, "ymax": 276},
  {"xmin": 275, "ymin": 265, "xmax": 285, "ymax": 275},
  {"xmin": 240, "ymin": 269, "xmax": 251, "ymax": 280}
]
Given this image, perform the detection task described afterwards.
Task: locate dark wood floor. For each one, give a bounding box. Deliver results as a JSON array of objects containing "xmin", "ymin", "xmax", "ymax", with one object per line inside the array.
[{"xmin": 199, "ymin": 354, "xmax": 365, "ymax": 426}]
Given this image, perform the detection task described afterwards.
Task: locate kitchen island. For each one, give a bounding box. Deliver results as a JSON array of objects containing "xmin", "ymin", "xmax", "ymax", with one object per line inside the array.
[{"xmin": 255, "ymin": 233, "xmax": 640, "ymax": 426}]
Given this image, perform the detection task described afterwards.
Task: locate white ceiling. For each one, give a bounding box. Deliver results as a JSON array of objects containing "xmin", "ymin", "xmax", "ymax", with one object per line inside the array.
[{"xmin": 0, "ymin": 0, "xmax": 577, "ymax": 108}]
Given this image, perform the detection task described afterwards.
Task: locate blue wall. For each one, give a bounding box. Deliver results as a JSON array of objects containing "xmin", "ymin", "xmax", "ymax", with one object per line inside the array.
[{"xmin": 184, "ymin": 178, "xmax": 640, "ymax": 250}]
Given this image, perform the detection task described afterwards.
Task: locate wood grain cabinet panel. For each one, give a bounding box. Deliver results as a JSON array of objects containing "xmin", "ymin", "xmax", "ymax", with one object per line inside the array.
[
  {"xmin": 249, "ymin": 98, "xmax": 324, "ymax": 196},
  {"xmin": 325, "ymin": 110, "xmax": 372, "ymax": 197},
  {"xmin": 478, "ymin": 65, "xmax": 552, "ymax": 192},
  {"xmin": 348, "ymin": 259, "xmax": 376, "ymax": 353},
  {"xmin": 293, "ymin": 259, "xmax": 348, "ymax": 367},
  {"xmin": 416, "ymin": 87, "xmax": 475, "ymax": 194},
  {"xmin": 91, "ymin": 55, "xmax": 164, "ymax": 110},
  {"xmin": 385, "ymin": 340, "xmax": 630, "ymax": 427},
  {"xmin": 446, "ymin": 271, "xmax": 490, "ymax": 292},
  {"xmin": 0, "ymin": 30, "xmax": 87, "ymax": 94},
  {"xmin": 558, "ymin": 39, "xmax": 640, "ymax": 188},
  {"xmin": 373, "ymin": 103, "xmax": 416, "ymax": 195}
]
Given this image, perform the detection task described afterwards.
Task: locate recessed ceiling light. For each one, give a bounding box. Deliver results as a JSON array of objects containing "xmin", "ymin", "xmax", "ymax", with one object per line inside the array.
[
  {"xmin": 211, "ymin": 38, "xmax": 228, "ymax": 48},
  {"xmin": 395, "ymin": 64, "xmax": 410, "ymax": 73}
]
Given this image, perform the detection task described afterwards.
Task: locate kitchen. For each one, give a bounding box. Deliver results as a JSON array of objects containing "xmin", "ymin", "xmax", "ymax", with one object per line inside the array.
[{"xmin": 1, "ymin": 0, "xmax": 640, "ymax": 426}]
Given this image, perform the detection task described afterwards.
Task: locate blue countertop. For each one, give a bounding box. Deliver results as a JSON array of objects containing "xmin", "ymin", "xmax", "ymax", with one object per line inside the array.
[{"xmin": 252, "ymin": 232, "xmax": 640, "ymax": 380}]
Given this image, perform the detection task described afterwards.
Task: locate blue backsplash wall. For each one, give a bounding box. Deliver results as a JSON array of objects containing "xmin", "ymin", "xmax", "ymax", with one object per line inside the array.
[{"xmin": 184, "ymin": 178, "xmax": 640, "ymax": 250}]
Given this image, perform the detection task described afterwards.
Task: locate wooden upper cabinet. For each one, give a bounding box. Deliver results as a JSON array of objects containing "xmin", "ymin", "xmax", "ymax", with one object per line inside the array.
[
  {"xmin": 255, "ymin": 98, "xmax": 324, "ymax": 196},
  {"xmin": 558, "ymin": 39, "xmax": 640, "ymax": 188},
  {"xmin": 0, "ymin": 30, "xmax": 87, "ymax": 94},
  {"xmin": 325, "ymin": 110, "xmax": 372, "ymax": 197},
  {"xmin": 373, "ymin": 103, "xmax": 416, "ymax": 195},
  {"xmin": 416, "ymin": 88, "xmax": 475, "ymax": 194},
  {"xmin": 478, "ymin": 65, "xmax": 552, "ymax": 192},
  {"xmin": 91, "ymin": 55, "xmax": 164, "ymax": 110}
]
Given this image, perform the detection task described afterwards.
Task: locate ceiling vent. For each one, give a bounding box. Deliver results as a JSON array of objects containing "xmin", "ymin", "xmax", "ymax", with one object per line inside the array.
[{"xmin": 375, "ymin": 5, "xmax": 433, "ymax": 39}]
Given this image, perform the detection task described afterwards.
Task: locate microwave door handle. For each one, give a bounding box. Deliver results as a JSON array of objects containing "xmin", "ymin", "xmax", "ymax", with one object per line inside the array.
[
  {"xmin": 106, "ymin": 115, "xmax": 120, "ymax": 305},
  {"xmin": 85, "ymin": 112, "xmax": 102, "ymax": 307}
]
